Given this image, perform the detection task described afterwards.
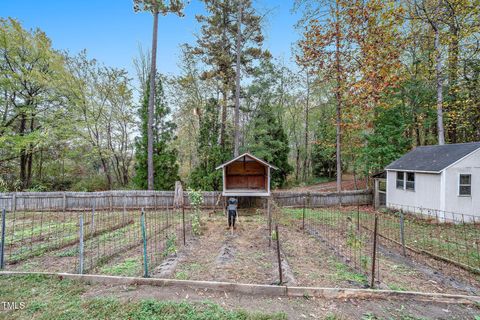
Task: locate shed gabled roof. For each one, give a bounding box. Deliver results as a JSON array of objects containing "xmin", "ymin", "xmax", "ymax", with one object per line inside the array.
[
  {"xmin": 385, "ymin": 142, "xmax": 480, "ymax": 173},
  {"xmin": 215, "ymin": 153, "xmax": 278, "ymax": 170}
]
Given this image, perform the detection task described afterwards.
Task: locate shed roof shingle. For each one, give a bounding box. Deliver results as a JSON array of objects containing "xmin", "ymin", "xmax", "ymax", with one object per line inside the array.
[{"xmin": 385, "ymin": 142, "xmax": 480, "ymax": 172}]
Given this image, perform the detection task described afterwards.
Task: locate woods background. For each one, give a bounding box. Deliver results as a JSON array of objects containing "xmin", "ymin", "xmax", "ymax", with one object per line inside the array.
[{"xmin": 0, "ymin": 0, "xmax": 479, "ymax": 192}]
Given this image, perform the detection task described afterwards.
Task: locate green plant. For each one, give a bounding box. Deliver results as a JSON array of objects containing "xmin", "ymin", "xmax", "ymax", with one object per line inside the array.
[
  {"xmin": 0, "ymin": 178, "xmax": 8, "ymax": 192},
  {"xmin": 188, "ymin": 189, "xmax": 203, "ymax": 236},
  {"xmin": 346, "ymin": 228, "xmax": 363, "ymax": 249},
  {"xmin": 360, "ymin": 256, "xmax": 370, "ymax": 271},
  {"xmin": 191, "ymin": 214, "xmax": 201, "ymax": 236},
  {"xmin": 271, "ymin": 230, "xmax": 277, "ymax": 240},
  {"xmin": 163, "ymin": 234, "xmax": 177, "ymax": 257},
  {"xmin": 188, "ymin": 189, "xmax": 204, "ymax": 210},
  {"xmin": 100, "ymin": 258, "xmax": 141, "ymax": 277},
  {"xmin": 388, "ymin": 283, "xmax": 408, "ymax": 291},
  {"xmin": 55, "ymin": 247, "xmax": 78, "ymax": 257},
  {"xmin": 333, "ymin": 262, "xmax": 368, "ymax": 285},
  {"xmin": 175, "ymin": 271, "xmax": 188, "ymax": 280}
]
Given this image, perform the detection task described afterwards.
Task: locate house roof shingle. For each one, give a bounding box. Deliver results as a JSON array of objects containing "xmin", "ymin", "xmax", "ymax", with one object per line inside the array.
[{"xmin": 385, "ymin": 142, "xmax": 480, "ymax": 172}]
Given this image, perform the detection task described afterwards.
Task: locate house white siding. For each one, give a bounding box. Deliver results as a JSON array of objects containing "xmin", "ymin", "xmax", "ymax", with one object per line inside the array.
[
  {"xmin": 386, "ymin": 171, "xmax": 441, "ymax": 211},
  {"xmin": 443, "ymin": 148, "xmax": 480, "ymax": 217}
]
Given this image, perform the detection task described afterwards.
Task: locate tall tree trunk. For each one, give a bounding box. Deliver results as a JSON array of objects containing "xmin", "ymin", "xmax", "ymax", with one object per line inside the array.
[
  {"xmin": 219, "ymin": 5, "xmax": 228, "ymax": 151},
  {"xmin": 295, "ymin": 146, "xmax": 300, "ymax": 181},
  {"xmin": 220, "ymin": 84, "xmax": 227, "ymax": 149},
  {"xmin": 38, "ymin": 149, "xmax": 43, "ymax": 181},
  {"xmin": 303, "ymin": 71, "xmax": 310, "ymax": 182},
  {"xmin": 147, "ymin": 10, "xmax": 159, "ymax": 190},
  {"xmin": 25, "ymin": 116, "xmax": 35, "ymax": 188},
  {"xmin": 233, "ymin": 0, "xmax": 242, "ymax": 157},
  {"xmin": 335, "ymin": 0, "xmax": 342, "ymax": 192},
  {"xmin": 19, "ymin": 112, "xmax": 27, "ymax": 189},
  {"xmin": 100, "ymin": 157, "xmax": 112, "ymax": 190},
  {"xmin": 447, "ymin": 21, "xmax": 459, "ymax": 143},
  {"xmin": 433, "ymin": 22, "xmax": 445, "ymax": 145}
]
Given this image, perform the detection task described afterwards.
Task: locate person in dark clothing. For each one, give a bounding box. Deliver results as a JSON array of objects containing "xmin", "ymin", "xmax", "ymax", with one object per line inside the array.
[{"xmin": 226, "ymin": 197, "xmax": 238, "ymax": 229}]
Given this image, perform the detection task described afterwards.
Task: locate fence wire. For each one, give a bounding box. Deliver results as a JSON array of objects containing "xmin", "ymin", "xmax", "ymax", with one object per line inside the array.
[
  {"xmin": 379, "ymin": 204, "xmax": 480, "ymax": 273},
  {"xmin": 272, "ymin": 198, "xmax": 381, "ymax": 287},
  {"xmin": 1, "ymin": 195, "xmax": 478, "ymax": 286},
  {"xmin": 0, "ymin": 203, "xmax": 194, "ymax": 276}
]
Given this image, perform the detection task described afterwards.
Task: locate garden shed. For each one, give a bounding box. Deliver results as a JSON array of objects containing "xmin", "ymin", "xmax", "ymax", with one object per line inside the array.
[
  {"xmin": 216, "ymin": 153, "xmax": 277, "ymax": 197},
  {"xmin": 385, "ymin": 142, "xmax": 480, "ymax": 218}
]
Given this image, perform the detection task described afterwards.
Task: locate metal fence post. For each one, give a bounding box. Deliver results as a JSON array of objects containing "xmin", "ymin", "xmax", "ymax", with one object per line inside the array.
[
  {"xmin": 78, "ymin": 214, "xmax": 84, "ymax": 274},
  {"xmin": 141, "ymin": 208, "xmax": 149, "ymax": 278},
  {"xmin": 357, "ymin": 201, "xmax": 360, "ymax": 231},
  {"xmin": 302, "ymin": 196, "xmax": 306, "ymax": 230},
  {"xmin": 182, "ymin": 204, "xmax": 186, "ymax": 246},
  {"xmin": 268, "ymin": 198, "xmax": 272, "ymax": 247},
  {"xmin": 370, "ymin": 214, "xmax": 378, "ymax": 288},
  {"xmin": 12, "ymin": 193, "xmax": 16, "ymax": 212},
  {"xmin": 399, "ymin": 210, "xmax": 406, "ymax": 256},
  {"xmin": 275, "ymin": 224, "xmax": 283, "ymax": 285},
  {"xmin": 0, "ymin": 208, "xmax": 6, "ymax": 269},
  {"xmin": 90, "ymin": 208, "xmax": 95, "ymax": 236}
]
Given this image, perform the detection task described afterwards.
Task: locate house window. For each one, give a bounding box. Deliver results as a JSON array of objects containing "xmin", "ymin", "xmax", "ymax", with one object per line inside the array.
[
  {"xmin": 406, "ymin": 172, "xmax": 415, "ymax": 190},
  {"xmin": 396, "ymin": 171, "xmax": 404, "ymax": 189},
  {"xmin": 459, "ymin": 174, "xmax": 471, "ymax": 196}
]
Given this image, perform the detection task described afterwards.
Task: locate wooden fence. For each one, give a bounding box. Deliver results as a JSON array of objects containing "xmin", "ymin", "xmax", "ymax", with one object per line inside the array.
[
  {"xmin": 273, "ymin": 189, "xmax": 372, "ymax": 208},
  {"xmin": 0, "ymin": 189, "xmax": 372, "ymax": 212}
]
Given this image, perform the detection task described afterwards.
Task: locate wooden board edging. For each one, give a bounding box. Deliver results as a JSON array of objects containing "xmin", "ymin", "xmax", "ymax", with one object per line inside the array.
[{"xmin": 0, "ymin": 271, "xmax": 478, "ymax": 305}]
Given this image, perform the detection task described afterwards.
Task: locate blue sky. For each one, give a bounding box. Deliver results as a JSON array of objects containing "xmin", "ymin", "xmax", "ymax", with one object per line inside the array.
[{"xmin": 2, "ymin": 0, "xmax": 302, "ymax": 81}]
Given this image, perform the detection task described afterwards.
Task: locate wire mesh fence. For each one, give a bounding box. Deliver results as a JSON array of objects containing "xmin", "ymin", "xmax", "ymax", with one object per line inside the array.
[
  {"xmin": 271, "ymin": 198, "xmax": 381, "ymax": 287},
  {"xmin": 0, "ymin": 204, "xmax": 194, "ymax": 276},
  {"xmin": 1, "ymin": 192, "xmax": 478, "ymax": 287},
  {"xmin": 270, "ymin": 196, "xmax": 480, "ymax": 288},
  {"xmin": 380, "ymin": 204, "xmax": 480, "ymax": 273}
]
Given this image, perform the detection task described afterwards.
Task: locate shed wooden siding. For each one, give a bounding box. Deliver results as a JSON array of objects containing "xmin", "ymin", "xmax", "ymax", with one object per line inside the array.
[{"xmin": 225, "ymin": 161, "xmax": 267, "ymax": 190}]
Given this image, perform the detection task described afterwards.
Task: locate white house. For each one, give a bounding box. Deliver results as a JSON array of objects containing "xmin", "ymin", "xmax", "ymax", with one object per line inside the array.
[{"xmin": 385, "ymin": 142, "xmax": 480, "ymax": 220}]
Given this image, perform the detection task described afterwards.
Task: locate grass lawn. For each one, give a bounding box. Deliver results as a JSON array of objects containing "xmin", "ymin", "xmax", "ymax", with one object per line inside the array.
[{"xmin": 0, "ymin": 275, "xmax": 286, "ymax": 320}]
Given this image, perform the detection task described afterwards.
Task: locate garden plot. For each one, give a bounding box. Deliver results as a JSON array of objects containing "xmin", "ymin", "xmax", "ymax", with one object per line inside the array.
[
  {"xmin": 276, "ymin": 223, "xmax": 369, "ymax": 288},
  {"xmin": 280, "ymin": 206, "xmax": 480, "ymax": 295},
  {"xmin": 3, "ymin": 206, "xmax": 480, "ymax": 298},
  {"xmin": 4, "ymin": 208, "xmax": 188, "ymax": 276},
  {"xmin": 160, "ymin": 213, "xmax": 280, "ymax": 284}
]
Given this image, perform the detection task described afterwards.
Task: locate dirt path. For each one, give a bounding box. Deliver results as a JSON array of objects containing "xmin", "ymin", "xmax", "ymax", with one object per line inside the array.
[{"xmin": 164, "ymin": 214, "xmax": 278, "ymax": 284}]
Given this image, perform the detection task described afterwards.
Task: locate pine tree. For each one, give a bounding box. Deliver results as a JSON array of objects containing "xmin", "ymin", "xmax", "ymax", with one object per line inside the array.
[
  {"xmin": 247, "ymin": 103, "xmax": 292, "ymax": 187},
  {"xmin": 134, "ymin": 75, "xmax": 179, "ymax": 190},
  {"xmin": 191, "ymin": 0, "xmax": 266, "ymax": 151},
  {"xmin": 358, "ymin": 105, "xmax": 412, "ymax": 176},
  {"xmin": 133, "ymin": 0, "xmax": 186, "ymax": 189},
  {"xmin": 189, "ymin": 98, "xmax": 227, "ymax": 191}
]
